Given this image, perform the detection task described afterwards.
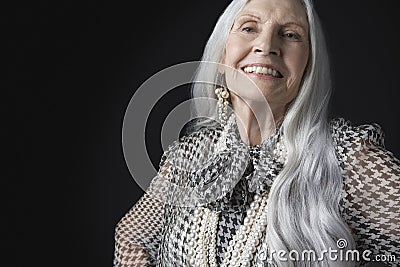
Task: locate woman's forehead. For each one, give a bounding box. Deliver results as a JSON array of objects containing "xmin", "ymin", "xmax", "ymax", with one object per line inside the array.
[{"xmin": 238, "ymin": 0, "xmax": 308, "ymax": 29}]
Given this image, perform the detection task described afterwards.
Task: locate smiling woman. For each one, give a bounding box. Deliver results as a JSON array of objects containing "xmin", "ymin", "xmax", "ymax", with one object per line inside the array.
[
  {"xmin": 113, "ymin": 0, "xmax": 399, "ymax": 266},
  {"xmin": 223, "ymin": 0, "xmax": 310, "ymax": 139}
]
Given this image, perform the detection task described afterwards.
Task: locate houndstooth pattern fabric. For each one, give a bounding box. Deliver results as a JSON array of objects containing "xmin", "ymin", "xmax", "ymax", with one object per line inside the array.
[
  {"xmin": 216, "ymin": 211, "xmax": 242, "ymax": 264},
  {"xmin": 331, "ymin": 118, "xmax": 400, "ymax": 266},
  {"xmin": 114, "ymin": 116, "xmax": 399, "ymax": 266},
  {"xmin": 157, "ymin": 206, "xmax": 193, "ymax": 266},
  {"xmin": 113, "ymin": 192, "xmax": 165, "ymax": 266}
]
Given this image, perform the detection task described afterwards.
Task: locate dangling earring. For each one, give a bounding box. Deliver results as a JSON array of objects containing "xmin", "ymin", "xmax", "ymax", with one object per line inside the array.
[{"xmin": 215, "ymin": 86, "xmax": 230, "ymax": 126}]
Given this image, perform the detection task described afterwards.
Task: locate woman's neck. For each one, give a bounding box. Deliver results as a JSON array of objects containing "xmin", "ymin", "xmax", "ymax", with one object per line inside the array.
[{"xmin": 230, "ymin": 95, "xmax": 284, "ymax": 146}]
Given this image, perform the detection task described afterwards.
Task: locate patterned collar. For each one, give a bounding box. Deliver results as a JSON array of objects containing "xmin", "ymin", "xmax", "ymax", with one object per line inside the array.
[{"xmin": 188, "ymin": 113, "xmax": 287, "ymax": 209}]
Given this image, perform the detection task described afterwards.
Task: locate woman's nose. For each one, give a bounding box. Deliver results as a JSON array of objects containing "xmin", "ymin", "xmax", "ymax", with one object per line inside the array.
[{"xmin": 252, "ymin": 30, "xmax": 280, "ymax": 56}]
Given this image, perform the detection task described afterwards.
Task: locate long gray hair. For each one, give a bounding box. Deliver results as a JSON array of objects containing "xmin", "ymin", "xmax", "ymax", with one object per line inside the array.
[{"xmin": 190, "ymin": 0, "xmax": 356, "ymax": 265}]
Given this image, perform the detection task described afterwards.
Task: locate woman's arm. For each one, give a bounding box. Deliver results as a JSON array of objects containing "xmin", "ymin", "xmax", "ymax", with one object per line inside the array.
[
  {"xmin": 113, "ymin": 138, "xmax": 185, "ymax": 266},
  {"xmin": 114, "ymin": 192, "xmax": 165, "ymax": 266},
  {"xmin": 332, "ymin": 119, "xmax": 400, "ymax": 266}
]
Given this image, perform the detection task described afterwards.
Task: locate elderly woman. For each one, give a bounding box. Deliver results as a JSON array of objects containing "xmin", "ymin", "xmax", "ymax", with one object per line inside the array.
[{"xmin": 114, "ymin": 0, "xmax": 399, "ymax": 266}]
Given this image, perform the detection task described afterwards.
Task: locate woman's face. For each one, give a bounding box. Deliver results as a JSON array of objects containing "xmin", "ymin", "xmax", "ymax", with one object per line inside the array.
[{"xmin": 223, "ymin": 0, "xmax": 309, "ymax": 108}]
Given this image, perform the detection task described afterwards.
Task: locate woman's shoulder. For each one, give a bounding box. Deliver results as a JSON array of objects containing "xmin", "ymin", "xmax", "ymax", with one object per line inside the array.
[
  {"xmin": 159, "ymin": 120, "xmax": 224, "ymax": 167},
  {"xmin": 177, "ymin": 120, "xmax": 224, "ymax": 150},
  {"xmin": 155, "ymin": 121, "xmax": 226, "ymax": 195},
  {"xmin": 329, "ymin": 117, "xmax": 385, "ymax": 150}
]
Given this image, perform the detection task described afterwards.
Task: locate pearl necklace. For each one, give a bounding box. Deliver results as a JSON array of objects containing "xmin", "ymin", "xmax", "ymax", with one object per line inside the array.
[
  {"xmin": 188, "ymin": 208, "xmax": 220, "ymax": 267},
  {"xmin": 188, "ymin": 192, "xmax": 269, "ymax": 267}
]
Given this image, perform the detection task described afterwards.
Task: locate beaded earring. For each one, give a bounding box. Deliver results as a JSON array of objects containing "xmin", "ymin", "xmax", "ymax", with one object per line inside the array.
[{"xmin": 215, "ymin": 86, "xmax": 230, "ymax": 126}]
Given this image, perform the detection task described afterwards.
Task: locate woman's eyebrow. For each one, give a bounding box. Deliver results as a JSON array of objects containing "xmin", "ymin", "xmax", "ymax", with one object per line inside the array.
[
  {"xmin": 235, "ymin": 13, "xmax": 262, "ymax": 22},
  {"xmin": 281, "ymin": 22, "xmax": 308, "ymax": 33},
  {"xmin": 236, "ymin": 13, "xmax": 307, "ymax": 31}
]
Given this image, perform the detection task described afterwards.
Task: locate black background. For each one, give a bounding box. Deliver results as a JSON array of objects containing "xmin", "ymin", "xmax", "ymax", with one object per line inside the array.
[{"xmin": 8, "ymin": 1, "xmax": 399, "ymax": 266}]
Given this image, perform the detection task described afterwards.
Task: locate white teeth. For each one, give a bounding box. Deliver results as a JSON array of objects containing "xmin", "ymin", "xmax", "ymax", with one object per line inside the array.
[
  {"xmin": 261, "ymin": 68, "xmax": 268, "ymax": 75},
  {"xmin": 243, "ymin": 66, "xmax": 281, "ymax": 78}
]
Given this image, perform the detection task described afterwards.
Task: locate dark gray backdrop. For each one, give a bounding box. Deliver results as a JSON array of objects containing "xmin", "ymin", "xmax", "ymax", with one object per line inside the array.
[{"xmin": 9, "ymin": 1, "xmax": 399, "ymax": 266}]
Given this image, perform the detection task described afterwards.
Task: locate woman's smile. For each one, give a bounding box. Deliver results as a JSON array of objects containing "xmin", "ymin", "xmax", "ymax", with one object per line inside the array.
[{"xmin": 241, "ymin": 63, "xmax": 284, "ymax": 80}]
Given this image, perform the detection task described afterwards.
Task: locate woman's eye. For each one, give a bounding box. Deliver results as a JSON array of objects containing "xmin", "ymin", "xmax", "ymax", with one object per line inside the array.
[
  {"xmin": 242, "ymin": 26, "xmax": 255, "ymax": 33},
  {"xmin": 239, "ymin": 22, "xmax": 257, "ymax": 33},
  {"xmin": 283, "ymin": 32, "xmax": 301, "ymax": 40}
]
